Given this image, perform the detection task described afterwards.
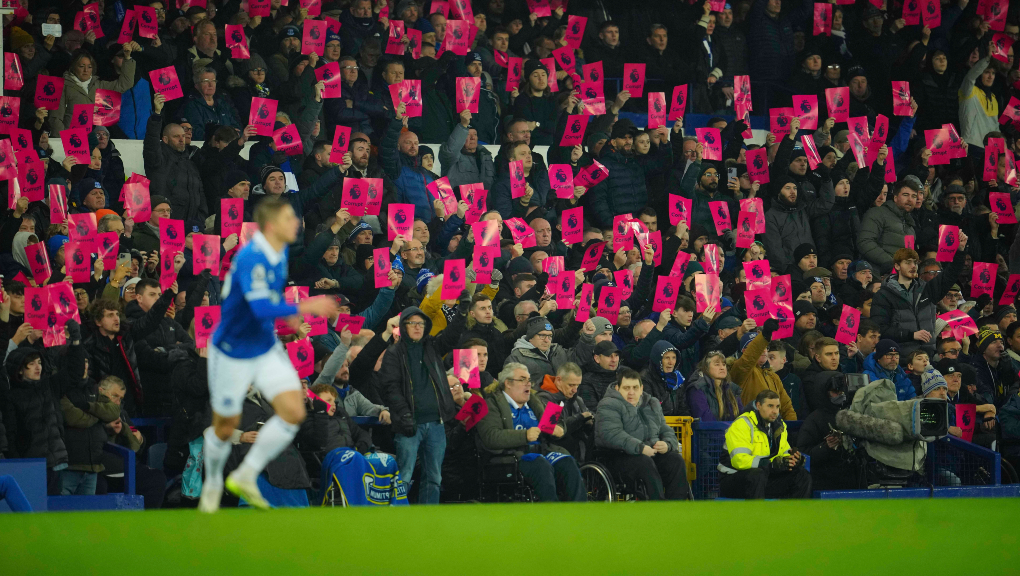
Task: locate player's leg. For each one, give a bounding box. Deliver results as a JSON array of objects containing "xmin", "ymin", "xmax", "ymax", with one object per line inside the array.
[
  {"xmin": 227, "ymin": 346, "xmax": 305, "ymax": 509},
  {"xmin": 200, "ymin": 347, "xmax": 250, "ymax": 513}
]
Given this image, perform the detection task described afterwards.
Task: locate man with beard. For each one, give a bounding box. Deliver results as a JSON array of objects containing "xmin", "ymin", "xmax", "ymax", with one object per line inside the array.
[
  {"xmin": 859, "ymin": 180, "xmax": 919, "ymax": 272},
  {"xmin": 871, "ymin": 240, "xmax": 968, "ymax": 359},
  {"xmin": 678, "ymin": 155, "xmax": 737, "ymax": 236},
  {"xmin": 588, "ymin": 119, "xmax": 673, "ymax": 229}
]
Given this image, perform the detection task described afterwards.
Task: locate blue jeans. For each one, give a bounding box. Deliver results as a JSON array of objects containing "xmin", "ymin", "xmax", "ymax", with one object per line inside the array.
[
  {"xmin": 59, "ymin": 470, "xmax": 98, "ymax": 496},
  {"xmin": 394, "ymin": 421, "xmax": 446, "ymax": 504},
  {"xmin": 0, "ymin": 475, "xmax": 33, "ymax": 512}
]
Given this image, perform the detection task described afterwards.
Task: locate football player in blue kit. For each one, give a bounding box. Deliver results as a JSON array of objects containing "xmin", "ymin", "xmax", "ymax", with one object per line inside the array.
[{"xmin": 198, "ymin": 197, "xmax": 338, "ymax": 512}]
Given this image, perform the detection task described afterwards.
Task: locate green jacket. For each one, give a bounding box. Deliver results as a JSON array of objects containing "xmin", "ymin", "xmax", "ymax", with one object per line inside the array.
[{"xmin": 475, "ymin": 390, "xmax": 569, "ymax": 457}]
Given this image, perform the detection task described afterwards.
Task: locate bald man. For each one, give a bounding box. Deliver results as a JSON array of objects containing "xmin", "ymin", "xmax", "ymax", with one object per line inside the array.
[
  {"xmin": 527, "ymin": 217, "xmax": 568, "ymax": 258},
  {"xmin": 381, "ymin": 103, "xmax": 452, "ymax": 226}
]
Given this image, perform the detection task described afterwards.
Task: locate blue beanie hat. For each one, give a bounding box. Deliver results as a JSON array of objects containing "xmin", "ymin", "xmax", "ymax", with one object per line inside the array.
[
  {"xmin": 739, "ymin": 331, "xmax": 759, "ymax": 353},
  {"xmin": 47, "ymin": 235, "xmax": 69, "ymax": 259},
  {"xmin": 416, "ymin": 268, "xmax": 434, "ymax": 292},
  {"xmin": 392, "ymin": 255, "xmax": 405, "ymax": 273},
  {"xmin": 347, "ymin": 221, "xmax": 372, "ymax": 244}
]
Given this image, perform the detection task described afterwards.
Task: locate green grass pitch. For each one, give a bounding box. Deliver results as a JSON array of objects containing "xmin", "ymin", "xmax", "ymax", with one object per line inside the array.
[{"xmin": 2, "ymin": 499, "xmax": 1016, "ymax": 575}]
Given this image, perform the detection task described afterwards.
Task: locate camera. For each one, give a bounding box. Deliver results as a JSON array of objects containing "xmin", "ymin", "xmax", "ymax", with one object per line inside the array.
[{"xmin": 829, "ymin": 373, "xmax": 868, "ymax": 395}]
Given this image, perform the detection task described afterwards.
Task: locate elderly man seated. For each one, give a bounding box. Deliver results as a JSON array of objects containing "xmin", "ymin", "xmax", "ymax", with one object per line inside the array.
[
  {"xmin": 594, "ymin": 368, "xmax": 691, "ymax": 501},
  {"xmin": 476, "ymin": 363, "xmax": 586, "ymax": 502}
]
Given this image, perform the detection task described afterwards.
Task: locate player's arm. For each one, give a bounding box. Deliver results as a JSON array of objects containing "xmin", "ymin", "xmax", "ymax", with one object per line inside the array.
[{"xmin": 239, "ymin": 259, "xmax": 300, "ymax": 320}]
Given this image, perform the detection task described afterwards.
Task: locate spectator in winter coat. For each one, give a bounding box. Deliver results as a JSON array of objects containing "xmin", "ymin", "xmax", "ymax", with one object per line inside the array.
[
  {"xmin": 583, "ymin": 21, "xmax": 626, "ymax": 78},
  {"xmin": 439, "ymin": 114, "xmax": 496, "ymax": 190},
  {"xmin": 511, "ymin": 59, "xmax": 564, "ymax": 147},
  {"xmin": 862, "ymin": 339, "xmax": 916, "ymax": 401},
  {"xmin": 476, "ymin": 363, "xmax": 587, "ymax": 502},
  {"xmin": 795, "ymin": 377, "xmax": 857, "ymax": 491},
  {"xmin": 678, "ymin": 160, "xmax": 738, "ymax": 237},
  {"xmin": 969, "ymin": 330, "xmax": 1020, "ymax": 408},
  {"xmin": 731, "ymin": 323, "xmax": 798, "ymax": 421},
  {"xmin": 870, "ymin": 245, "xmax": 966, "ymax": 359},
  {"xmin": 507, "ymin": 315, "xmax": 583, "ymax": 388},
  {"xmin": 686, "ymin": 351, "xmax": 742, "ymax": 422},
  {"xmin": 377, "ymin": 307, "xmax": 463, "ymax": 504},
  {"xmin": 660, "ymin": 296, "xmax": 717, "ymax": 379},
  {"xmin": 145, "ymin": 95, "xmax": 207, "ymax": 223},
  {"xmin": 642, "ymin": 341, "xmax": 690, "ymax": 417},
  {"xmin": 594, "ymin": 368, "xmax": 691, "ymax": 501},
  {"xmin": 536, "ymin": 362, "xmax": 593, "ymax": 462},
  {"xmin": 380, "ymin": 112, "xmax": 438, "ymax": 223},
  {"xmin": 761, "ymin": 147, "xmax": 836, "ymax": 272},
  {"xmin": 912, "ymin": 49, "xmax": 961, "ymax": 135},
  {"xmin": 577, "ymin": 341, "xmax": 621, "ymax": 412},
  {"xmin": 588, "ymin": 120, "xmax": 673, "ymax": 229},
  {"xmin": 799, "ymin": 338, "xmax": 844, "ymax": 414},
  {"xmin": 84, "ymin": 276, "xmax": 178, "ymax": 416},
  {"xmin": 180, "ymin": 67, "xmax": 243, "ymax": 141},
  {"xmin": 714, "ymin": 7, "xmax": 748, "ymax": 77},
  {"xmin": 51, "ymin": 46, "xmax": 138, "ymax": 134},
  {"xmin": 2, "ymin": 346, "xmax": 68, "ymax": 473},
  {"xmin": 746, "ymin": 0, "xmax": 804, "ymax": 105},
  {"xmin": 490, "ymin": 142, "xmax": 550, "ymax": 219},
  {"xmin": 858, "ymin": 179, "xmax": 919, "ymax": 272},
  {"xmin": 60, "ymin": 373, "xmax": 123, "ymax": 495}
]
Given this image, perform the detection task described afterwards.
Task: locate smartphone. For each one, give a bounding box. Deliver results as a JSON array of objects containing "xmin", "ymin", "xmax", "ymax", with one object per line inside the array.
[
  {"xmin": 728, "ymin": 167, "xmax": 738, "ymax": 181},
  {"xmin": 117, "ymin": 253, "xmax": 131, "ymax": 268}
]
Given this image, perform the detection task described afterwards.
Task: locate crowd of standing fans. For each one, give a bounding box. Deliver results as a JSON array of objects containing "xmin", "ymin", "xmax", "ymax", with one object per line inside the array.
[{"xmin": 1, "ymin": 0, "xmax": 1020, "ymax": 508}]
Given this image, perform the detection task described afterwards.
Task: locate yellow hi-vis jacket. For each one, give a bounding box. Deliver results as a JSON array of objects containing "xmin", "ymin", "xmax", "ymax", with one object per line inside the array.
[{"xmin": 717, "ymin": 410, "xmax": 792, "ymax": 474}]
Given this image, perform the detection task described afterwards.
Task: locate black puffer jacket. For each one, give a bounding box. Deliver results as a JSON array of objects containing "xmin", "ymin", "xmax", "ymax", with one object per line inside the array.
[
  {"xmin": 577, "ymin": 362, "xmax": 619, "ymax": 414},
  {"xmin": 2, "ymin": 347, "xmax": 68, "ymax": 467}
]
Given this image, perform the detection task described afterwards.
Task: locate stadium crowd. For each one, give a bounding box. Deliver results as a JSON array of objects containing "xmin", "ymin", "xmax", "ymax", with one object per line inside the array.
[{"xmin": 1, "ymin": 0, "xmax": 1020, "ymax": 509}]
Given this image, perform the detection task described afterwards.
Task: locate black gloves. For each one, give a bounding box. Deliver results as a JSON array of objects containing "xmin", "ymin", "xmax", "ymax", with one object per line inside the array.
[
  {"xmin": 457, "ymin": 290, "xmax": 471, "ymax": 315},
  {"xmin": 761, "ymin": 318, "xmax": 779, "ymax": 341},
  {"xmin": 311, "ymin": 398, "xmax": 330, "ymax": 415},
  {"xmin": 770, "ymin": 456, "xmax": 789, "ymax": 471},
  {"xmin": 65, "ymin": 319, "xmax": 81, "ymax": 342},
  {"xmin": 396, "ymin": 412, "xmax": 415, "ymax": 437}
]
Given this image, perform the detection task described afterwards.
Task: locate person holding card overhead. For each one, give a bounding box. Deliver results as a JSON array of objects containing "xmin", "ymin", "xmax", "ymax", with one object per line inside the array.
[
  {"xmin": 378, "ymin": 306, "xmax": 467, "ymax": 504},
  {"xmin": 588, "ymin": 119, "xmax": 674, "ymax": 229},
  {"xmin": 438, "ymin": 108, "xmax": 495, "ymax": 189},
  {"xmin": 475, "ymin": 362, "xmax": 587, "ymax": 502},
  {"xmin": 957, "ymin": 53, "xmax": 1000, "ymax": 148},
  {"xmin": 50, "ymin": 43, "xmax": 138, "ymax": 134},
  {"xmin": 594, "ymin": 368, "xmax": 691, "ymax": 500},
  {"xmin": 145, "ymin": 94, "xmax": 208, "ymax": 222},
  {"xmin": 381, "ymin": 103, "xmax": 440, "ymax": 222},
  {"xmin": 490, "ymin": 141, "xmax": 550, "ymax": 219},
  {"xmin": 870, "ymin": 237, "xmax": 968, "ymax": 360},
  {"xmin": 731, "ymin": 321, "xmax": 798, "ymax": 421}
]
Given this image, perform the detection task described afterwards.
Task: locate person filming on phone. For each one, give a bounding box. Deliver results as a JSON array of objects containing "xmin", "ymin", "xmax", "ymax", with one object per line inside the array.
[{"xmin": 797, "ymin": 374, "xmax": 861, "ymax": 490}]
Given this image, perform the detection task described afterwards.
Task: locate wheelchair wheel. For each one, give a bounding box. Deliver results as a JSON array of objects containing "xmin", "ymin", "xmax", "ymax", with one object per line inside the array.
[{"xmin": 580, "ymin": 463, "xmax": 615, "ymax": 502}]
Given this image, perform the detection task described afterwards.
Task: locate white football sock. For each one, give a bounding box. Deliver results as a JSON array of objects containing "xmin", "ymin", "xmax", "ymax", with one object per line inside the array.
[{"xmin": 203, "ymin": 427, "xmax": 233, "ymax": 487}]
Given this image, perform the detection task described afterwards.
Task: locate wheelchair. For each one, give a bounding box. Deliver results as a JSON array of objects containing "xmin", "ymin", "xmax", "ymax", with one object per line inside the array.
[{"xmin": 578, "ymin": 451, "xmax": 650, "ymax": 502}]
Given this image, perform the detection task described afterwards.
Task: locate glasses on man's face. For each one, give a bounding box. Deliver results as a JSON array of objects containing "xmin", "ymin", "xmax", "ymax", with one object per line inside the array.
[
  {"xmin": 405, "ymin": 321, "xmax": 426, "ymax": 328},
  {"xmin": 703, "ymin": 172, "xmax": 720, "ymax": 179},
  {"xmin": 921, "ymin": 269, "xmax": 940, "ymax": 277},
  {"xmin": 250, "ymin": 68, "xmax": 266, "ymax": 74},
  {"xmin": 153, "ymin": 207, "xmax": 172, "ymax": 215},
  {"xmin": 534, "ymin": 333, "xmax": 553, "ymax": 340},
  {"xmin": 341, "ymin": 66, "xmax": 359, "ymax": 70},
  {"xmin": 508, "ymin": 376, "xmax": 530, "ymax": 384},
  {"xmin": 154, "ymin": 8, "xmax": 167, "ymax": 14},
  {"xmin": 199, "ymin": 79, "xmax": 217, "ymax": 85},
  {"xmin": 942, "ymin": 348, "xmax": 962, "ymax": 356}
]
